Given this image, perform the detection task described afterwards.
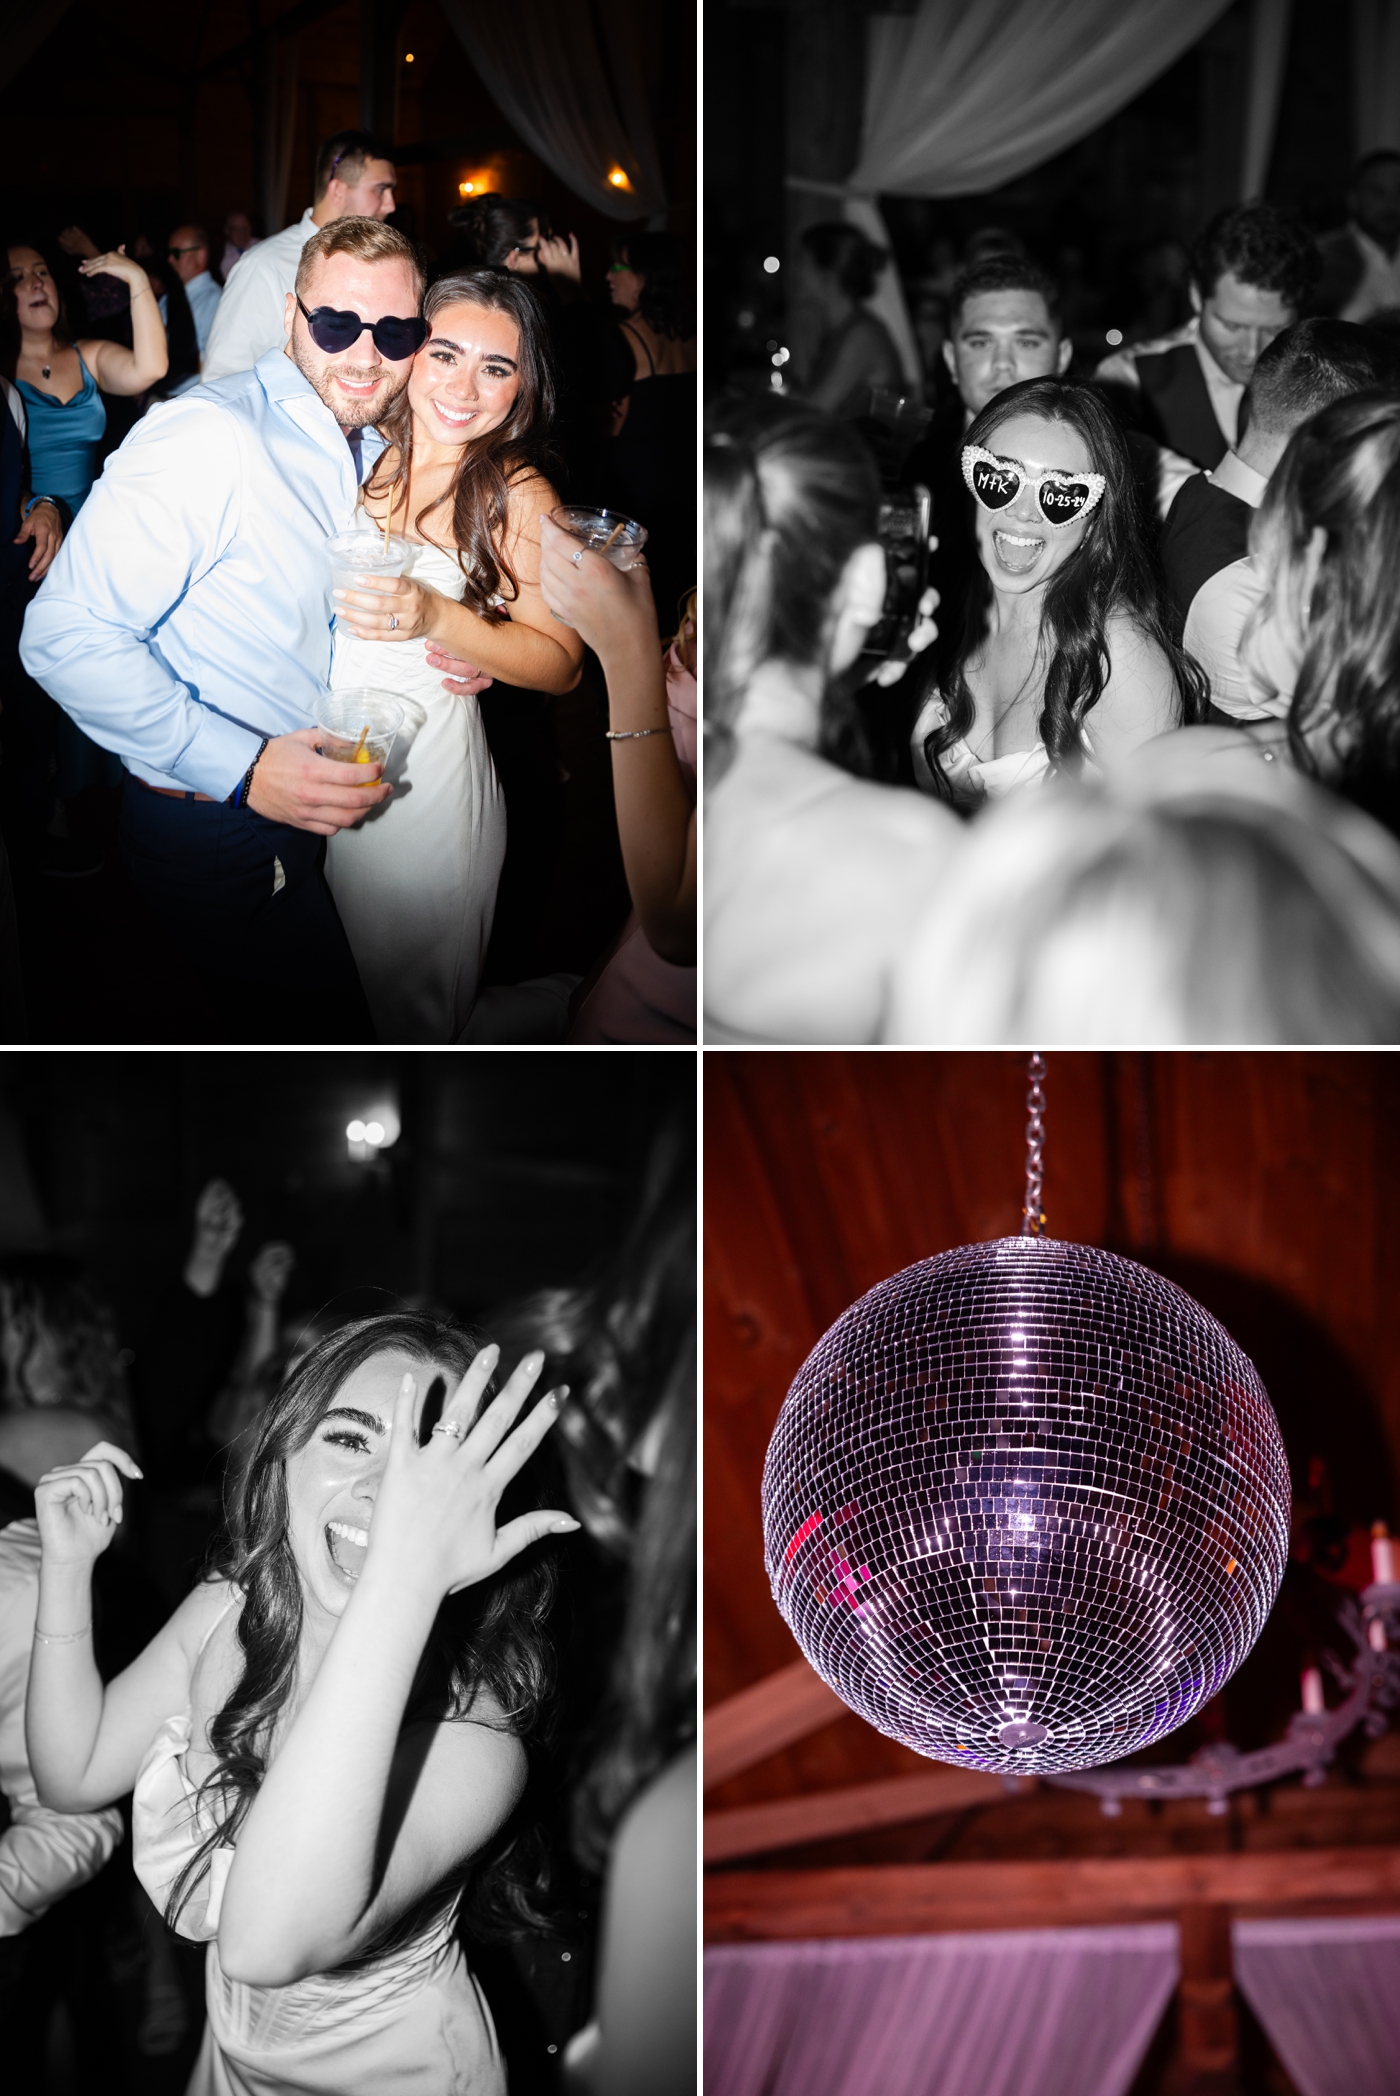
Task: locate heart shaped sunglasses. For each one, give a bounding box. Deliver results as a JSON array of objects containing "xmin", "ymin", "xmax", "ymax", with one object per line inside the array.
[
  {"xmin": 296, "ymin": 297, "xmax": 428, "ymax": 361},
  {"xmin": 961, "ymin": 445, "xmax": 1106, "ymax": 530}
]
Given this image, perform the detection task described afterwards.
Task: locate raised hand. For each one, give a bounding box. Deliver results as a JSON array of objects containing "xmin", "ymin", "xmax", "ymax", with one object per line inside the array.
[
  {"xmin": 57, "ymin": 226, "xmax": 100, "ymax": 260},
  {"xmin": 35, "ymin": 1442, "xmax": 143, "ymax": 1568},
  {"xmin": 367, "ymin": 1348, "xmax": 579, "ymax": 1603},
  {"xmin": 537, "ymin": 512, "xmax": 658, "ymax": 657},
  {"xmin": 250, "ymin": 1241, "xmax": 296, "ymax": 1305},
  {"xmin": 76, "ymin": 244, "xmax": 152, "ymax": 294},
  {"xmin": 536, "ymin": 233, "xmax": 581, "ymax": 283},
  {"xmin": 186, "ymin": 1176, "xmax": 245, "ymax": 1297}
]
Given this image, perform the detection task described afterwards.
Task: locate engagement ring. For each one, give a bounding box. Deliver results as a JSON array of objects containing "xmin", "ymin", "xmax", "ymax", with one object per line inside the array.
[
  {"xmin": 388, "ymin": 614, "xmax": 399, "ymax": 630},
  {"xmin": 571, "ymin": 549, "xmax": 583, "ymax": 567},
  {"xmin": 431, "ymin": 1419, "xmax": 464, "ymax": 1439}
]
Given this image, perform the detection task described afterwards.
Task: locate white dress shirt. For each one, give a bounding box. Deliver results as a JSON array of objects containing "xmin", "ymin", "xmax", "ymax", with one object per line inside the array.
[
  {"xmin": 1184, "ymin": 555, "xmax": 1292, "ymax": 720},
  {"xmin": 201, "ymin": 208, "xmax": 320, "ymax": 383},
  {"xmin": 21, "ymin": 349, "xmax": 383, "ymax": 798},
  {"xmin": 0, "ymin": 1517, "xmax": 123, "ymax": 1936}
]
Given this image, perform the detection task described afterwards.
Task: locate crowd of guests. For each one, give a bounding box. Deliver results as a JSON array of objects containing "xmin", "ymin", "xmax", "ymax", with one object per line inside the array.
[
  {"xmin": 1, "ymin": 128, "xmax": 696, "ymax": 1044},
  {"xmin": 706, "ymin": 156, "xmax": 1400, "ymax": 1043},
  {"xmin": 0, "ymin": 1139, "xmax": 694, "ymax": 2093}
]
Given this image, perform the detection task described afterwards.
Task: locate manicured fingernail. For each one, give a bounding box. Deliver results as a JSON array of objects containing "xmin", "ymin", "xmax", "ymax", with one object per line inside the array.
[
  {"xmin": 401, "ymin": 1372, "xmax": 414, "ymax": 1392},
  {"xmin": 525, "ymin": 1349, "xmax": 545, "ymax": 1370},
  {"xmin": 549, "ymin": 1385, "xmax": 570, "ymax": 1408},
  {"xmin": 550, "ymin": 1518, "xmax": 581, "ymax": 1533}
]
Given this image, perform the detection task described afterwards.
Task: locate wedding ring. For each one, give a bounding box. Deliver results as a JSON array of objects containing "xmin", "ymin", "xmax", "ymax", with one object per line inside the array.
[
  {"xmin": 388, "ymin": 614, "xmax": 399, "ymax": 630},
  {"xmin": 431, "ymin": 1419, "xmax": 465, "ymax": 1439}
]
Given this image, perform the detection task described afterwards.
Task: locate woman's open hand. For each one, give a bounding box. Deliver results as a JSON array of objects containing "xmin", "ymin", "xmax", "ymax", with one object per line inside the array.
[
  {"xmin": 76, "ymin": 245, "xmax": 151, "ymax": 294},
  {"xmin": 366, "ymin": 1348, "xmax": 579, "ymax": 1603},
  {"xmin": 35, "ymin": 1442, "xmax": 143, "ymax": 1568},
  {"xmin": 333, "ymin": 571, "xmax": 440, "ymax": 645}
]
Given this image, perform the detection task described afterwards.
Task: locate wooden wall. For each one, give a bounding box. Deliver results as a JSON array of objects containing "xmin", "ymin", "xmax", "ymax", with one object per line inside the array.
[{"xmin": 705, "ymin": 1052, "xmax": 1400, "ymax": 1808}]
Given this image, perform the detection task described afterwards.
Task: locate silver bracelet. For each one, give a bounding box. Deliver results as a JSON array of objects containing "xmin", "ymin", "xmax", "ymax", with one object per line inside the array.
[
  {"xmin": 34, "ymin": 1621, "xmax": 93, "ymax": 1646},
  {"xmin": 604, "ymin": 726, "xmax": 668, "ymax": 741}
]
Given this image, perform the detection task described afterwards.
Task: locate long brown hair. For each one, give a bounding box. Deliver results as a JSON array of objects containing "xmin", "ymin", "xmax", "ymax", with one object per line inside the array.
[
  {"xmin": 166, "ymin": 1310, "xmax": 562, "ymax": 1952},
  {"xmin": 364, "ymin": 270, "xmax": 556, "ymax": 615}
]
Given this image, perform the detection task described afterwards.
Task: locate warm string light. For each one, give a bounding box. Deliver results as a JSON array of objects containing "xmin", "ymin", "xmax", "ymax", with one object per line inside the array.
[{"xmin": 607, "ymin": 166, "xmax": 633, "ymax": 191}]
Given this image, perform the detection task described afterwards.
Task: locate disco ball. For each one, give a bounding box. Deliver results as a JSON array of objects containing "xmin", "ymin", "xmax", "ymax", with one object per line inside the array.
[{"xmin": 762, "ymin": 1236, "xmax": 1291, "ymax": 1774}]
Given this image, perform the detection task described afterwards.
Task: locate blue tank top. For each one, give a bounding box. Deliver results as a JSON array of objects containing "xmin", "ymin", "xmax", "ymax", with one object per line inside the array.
[{"xmin": 17, "ymin": 357, "xmax": 107, "ymax": 513}]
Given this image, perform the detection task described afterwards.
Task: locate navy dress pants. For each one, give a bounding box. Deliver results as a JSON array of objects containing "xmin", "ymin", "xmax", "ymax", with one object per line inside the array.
[{"xmin": 119, "ymin": 780, "xmax": 375, "ymax": 1043}]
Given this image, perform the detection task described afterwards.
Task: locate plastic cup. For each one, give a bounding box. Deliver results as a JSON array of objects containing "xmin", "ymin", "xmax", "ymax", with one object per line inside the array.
[
  {"xmin": 327, "ymin": 531, "xmax": 410, "ymax": 634},
  {"xmin": 314, "ymin": 689, "xmax": 405, "ymax": 786},
  {"xmin": 550, "ymin": 506, "xmax": 648, "ymax": 569}
]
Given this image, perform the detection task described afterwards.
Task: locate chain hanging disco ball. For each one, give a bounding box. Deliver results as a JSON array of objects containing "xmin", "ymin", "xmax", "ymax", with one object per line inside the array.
[{"xmin": 762, "ymin": 1234, "xmax": 1291, "ymax": 1775}]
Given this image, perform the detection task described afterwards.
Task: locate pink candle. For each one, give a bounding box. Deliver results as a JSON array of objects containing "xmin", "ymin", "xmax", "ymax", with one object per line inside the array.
[
  {"xmin": 1372, "ymin": 1525, "xmax": 1397, "ymax": 1585},
  {"xmin": 1301, "ymin": 1666, "xmax": 1325, "ymax": 1715}
]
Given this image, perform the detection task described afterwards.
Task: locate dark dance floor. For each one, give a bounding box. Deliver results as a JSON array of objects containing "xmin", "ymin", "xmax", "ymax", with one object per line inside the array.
[{"xmin": 7, "ymin": 658, "xmax": 630, "ymax": 1046}]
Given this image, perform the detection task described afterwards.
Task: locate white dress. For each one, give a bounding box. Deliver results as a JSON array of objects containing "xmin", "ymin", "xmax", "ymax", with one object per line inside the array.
[
  {"xmin": 325, "ymin": 519, "xmax": 507, "ymax": 1043},
  {"xmin": 131, "ymin": 1597, "xmax": 506, "ymax": 2096}
]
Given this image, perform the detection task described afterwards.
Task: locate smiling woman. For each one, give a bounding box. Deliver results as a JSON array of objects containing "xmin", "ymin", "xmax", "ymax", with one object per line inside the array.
[
  {"xmin": 321, "ymin": 266, "xmax": 585, "ymax": 1044},
  {"xmin": 23, "ymin": 1308, "xmax": 579, "ymax": 2096},
  {"xmin": 912, "ymin": 375, "xmax": 1210, "ymax": 808}
]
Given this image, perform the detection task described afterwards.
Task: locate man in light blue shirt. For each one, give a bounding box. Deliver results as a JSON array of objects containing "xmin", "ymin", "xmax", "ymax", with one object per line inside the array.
[
  {"xmin": 21, "ymin": 217, "xmax": 425, "ymax": 1042},
  {"xmin": 159, "ymin": 225, "xmax": 222, "ymax": 396}
]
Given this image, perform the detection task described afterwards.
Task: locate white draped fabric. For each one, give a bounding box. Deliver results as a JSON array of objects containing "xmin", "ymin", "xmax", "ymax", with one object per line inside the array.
[
  {"xmin": 1240, "ymin": 0, "xmax": 1295, "ymax": 200},
  {"xmin": 1352, "ymin": 0, "xmax": 1400, "ymax": 153},
  {"xmin": 703, "ymin": 1926, "xmax": 1179, "ymax": 2096},
  {"xmin": 847, "ymin": 0, "xmax": 1234, "ymax": 199},
  {"xmin": 438, "ymin": 0, "xmax": 666, "ymax": 222},
  {"xmin": 1233, "ymin": 1915, "xmax": 1400, "ymax": 2096}
]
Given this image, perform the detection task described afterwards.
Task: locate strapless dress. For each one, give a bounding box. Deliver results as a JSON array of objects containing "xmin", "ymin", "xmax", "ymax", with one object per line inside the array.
[
  {"xmin": 325, "ymin": 517, "xmax": 508, "ymax": 1043},
  {"xmin": 131, "ymin": 1601, "xmax": 505, "ymax": 2094},
  {"xmin": 912, "ymin": 692, "xmax": 1095, "ymax": 806}
]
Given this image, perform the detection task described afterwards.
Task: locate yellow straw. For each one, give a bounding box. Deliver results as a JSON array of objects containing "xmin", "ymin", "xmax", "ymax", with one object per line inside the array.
[
  {"xmin": 352, "ymin": 722, "xmax": 370, "ymax": 760},
  {"xmin": 601, "ymin": 518, "xmax": 626, "ymax": 553}
]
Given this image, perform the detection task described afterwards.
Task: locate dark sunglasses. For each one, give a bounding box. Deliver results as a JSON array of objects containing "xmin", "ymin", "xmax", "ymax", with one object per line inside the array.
[{"xmin": 296, "ymin": 296, "xmax": 428, "ymax": 360}]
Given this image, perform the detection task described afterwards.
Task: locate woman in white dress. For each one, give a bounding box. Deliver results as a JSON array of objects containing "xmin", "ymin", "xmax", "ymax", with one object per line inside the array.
[
  {"xmin": 327, "ymin": 271, "xmax": 584, "ymax": 1042},
  {"xmin": 25, "ymin": 1311, "xmax": 580, "ymax": 2096},
  {"xmin": 910, "ymin": 376, "xmax": 1208, "ymax": 806}
]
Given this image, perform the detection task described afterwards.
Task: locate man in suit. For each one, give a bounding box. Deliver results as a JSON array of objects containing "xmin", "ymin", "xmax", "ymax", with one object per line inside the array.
[
  {"xmin": 1161, "ymin": 318, "xmax": 1397, "ymax": 638},
  {"xmin": 1169, "ymin": 320, "xmax": 1400, "ymax": 718},
  {"xmin": 1097, "ymin": 204, "xmax": 1320, "ymax": 515}
]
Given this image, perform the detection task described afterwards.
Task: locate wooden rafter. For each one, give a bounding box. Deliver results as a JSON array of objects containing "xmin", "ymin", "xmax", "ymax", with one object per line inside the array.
[{"xmin": 705, "ymin": 1846, "xmax": 1400, "ymax": 1943}]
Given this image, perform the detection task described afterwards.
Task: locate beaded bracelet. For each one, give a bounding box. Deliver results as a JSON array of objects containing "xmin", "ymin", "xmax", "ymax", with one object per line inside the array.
[
  {"xmin": 604, "ymin": 726, "xmax": 668, "ymax": 741},
  {"xmin": 23, "ymin": 495, "xmax": 59, "ymax": 519},
  {"xmin": 34, "ymin": 1621, "xmax": 92, "ymax": 1645},
  {"xmin": 228, "ymin": 737, "xmax": 270, "ymax": 809}
]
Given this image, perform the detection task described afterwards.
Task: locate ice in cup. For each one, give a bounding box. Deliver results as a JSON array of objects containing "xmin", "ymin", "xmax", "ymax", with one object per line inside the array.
[
  {"xmin": 314, "ymin": 689, "xmax": 405, "ymax": 787},
  {"xmin": 550, "ymin": 506, "xmax": 648, "ymax": 568},
  {"xmin": 327, "ymin": 532, "xmax": 411, "ymax": 633}
]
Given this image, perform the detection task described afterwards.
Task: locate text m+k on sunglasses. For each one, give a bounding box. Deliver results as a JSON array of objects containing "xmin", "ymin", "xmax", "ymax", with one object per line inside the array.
[{"xmin": 961, "ymin": 444, "xmax": 1106, "ymax": 529}]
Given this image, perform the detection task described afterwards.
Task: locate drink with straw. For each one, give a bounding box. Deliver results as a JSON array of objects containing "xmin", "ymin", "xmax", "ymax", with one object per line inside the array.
[
  {"xmin": 550, "ymin": 507, "xmax": 648, "ymax": 568},
  {"xmin": 314, "ymin": 689, "xmax": 405, "ymax": 787},
  {"xmin": 327, "ymin": 532, "xmax": 411, "ymax": 633}
]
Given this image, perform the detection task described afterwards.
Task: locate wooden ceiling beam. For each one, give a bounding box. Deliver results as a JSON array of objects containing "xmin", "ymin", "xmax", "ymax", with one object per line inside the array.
[
  {"xmin": 705, "ymin": 1846, "xmax": 1400, "ymax": 1942},
  {"xmin": 704, "ymin": 1767, "xmax": 1033, "ymax": 1864},
  {"xmin": 704, "ymin": 1657, "xmax": 848, "ymax": 1791}
]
